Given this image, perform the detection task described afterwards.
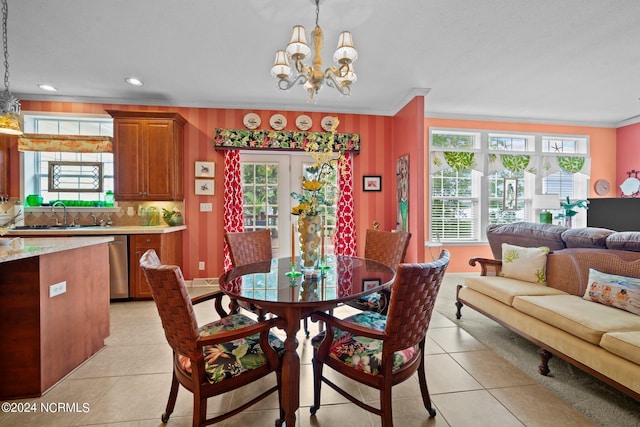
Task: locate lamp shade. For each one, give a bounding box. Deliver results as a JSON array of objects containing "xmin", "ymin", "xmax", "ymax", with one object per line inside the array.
[
  {"xmin": 271, "ymin": 51, "xmax": 291, "ymax": 78},
  {"xmin": 533, "ymin": 194, "xmax": 560, "ymax": 210},
  {"xmin": 286, "ymin": 25, "xmax": 311, "ymax": 59},
  {"xmin": 333, "ymin": 31, "xmax": 357, "ymax": 64}
]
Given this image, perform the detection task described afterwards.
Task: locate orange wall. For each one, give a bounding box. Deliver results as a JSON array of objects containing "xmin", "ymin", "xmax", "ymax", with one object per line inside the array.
[
  {"xmin": 424, "ymin": 117, "xmax": 618, "ymax": 272},
  {"xmin": 19, "ymin": 101, "xmax": 399, "ymax": 279},
  {"xmin": 392, "ymin": 97, "xmax": 426, "ymax": 262},
  {"xmin": 616, "ymin": 122, "xmax": 640, "ymax": 190}
]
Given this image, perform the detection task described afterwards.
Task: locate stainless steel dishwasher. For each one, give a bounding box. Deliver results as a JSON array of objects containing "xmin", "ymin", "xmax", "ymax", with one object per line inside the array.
[{"xmin": 108, "ymin": 235, "xmax": 129, "ymax": 299}]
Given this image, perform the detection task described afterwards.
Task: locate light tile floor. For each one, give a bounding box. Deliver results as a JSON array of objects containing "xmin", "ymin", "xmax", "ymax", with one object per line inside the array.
[{"xmin": 0, "ymin": 281, "xmax": 597, "ymax": 427}]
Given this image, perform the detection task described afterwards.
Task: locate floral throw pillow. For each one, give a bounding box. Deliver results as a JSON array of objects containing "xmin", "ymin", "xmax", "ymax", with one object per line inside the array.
[
  {"xmin": 499, "ymin": 243, "xmax": 550, "ymax": 283},
  {"xmin": 583, "ymin": 269, "xmax": 640, "ymax": 315}
]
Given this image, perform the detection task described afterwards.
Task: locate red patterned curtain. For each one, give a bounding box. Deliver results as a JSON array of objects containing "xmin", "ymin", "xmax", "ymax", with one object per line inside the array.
[
  {"xmin": 223, "ymin": 150, "xmax": 244, "ymax": 271},
  {"xmin": 335, "ymin": 153, "xmax": 356, "ymax": 256}
]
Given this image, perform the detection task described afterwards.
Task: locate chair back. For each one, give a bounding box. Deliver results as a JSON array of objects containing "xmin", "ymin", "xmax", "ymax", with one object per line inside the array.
[
  {"xmin": 224, "ymin": 229, "xmax": 273, "ymax": 267},
  {"xmin": 384, "ymin": 250, "xmax": 450, "ymax": 352},
  {"xmin": 139, "ymin": 249, "xmax": 200, "ymax": 359},
  {"xmin": 364, "ymin": 229, "xmax": 411, "ymax": 269}
]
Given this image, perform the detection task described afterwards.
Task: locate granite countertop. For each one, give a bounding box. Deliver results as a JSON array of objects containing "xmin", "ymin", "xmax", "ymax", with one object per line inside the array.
[
  {"xmin": 0, "ymin": 236, "xmax": 114, "ymax": 263},
  {"xmin": 6, "ymin": 224, "xmax": 187, "ymax": 236}
]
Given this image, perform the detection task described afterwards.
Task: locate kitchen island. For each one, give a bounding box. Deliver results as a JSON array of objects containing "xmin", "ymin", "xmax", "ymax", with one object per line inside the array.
[{"xmin": 0, "ymin": 237, "xmax": 113, "ymax": 399}]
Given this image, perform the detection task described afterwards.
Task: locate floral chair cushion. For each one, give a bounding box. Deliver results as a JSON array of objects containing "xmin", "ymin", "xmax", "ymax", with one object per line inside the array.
[
  {"xmin": 353, "ymin": 292, "xmax": 383, "ymax": 311},
  {"xmin": 178, "ymin": 313, "xmax": 284, "ymax": 384},
  {"xmin": 311, "ymin": 311, "xmax": 418, "ymax": 375}
]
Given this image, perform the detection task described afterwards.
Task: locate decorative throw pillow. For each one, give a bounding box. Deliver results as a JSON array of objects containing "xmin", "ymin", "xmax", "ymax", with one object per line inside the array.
[
  {"xmin": 583, "ymin": 269, "xmax": 640, "ymax": 315},
  {"xmin": 499, "ymin": 243, "xmax": 549, "ymax": 283}
]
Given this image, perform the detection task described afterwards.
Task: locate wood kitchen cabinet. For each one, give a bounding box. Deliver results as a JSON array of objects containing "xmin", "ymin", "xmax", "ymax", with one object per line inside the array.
[
  {"xmin": 0, "ymin": 135, "xmax": 10, "ymax": 196},
  {"xmin": 107, "ymin": 110, "xmax": 186, "ymax": 201},
  {"xmin": 129, "ymin": 231, "xmax": 183, "ymax": 299}
]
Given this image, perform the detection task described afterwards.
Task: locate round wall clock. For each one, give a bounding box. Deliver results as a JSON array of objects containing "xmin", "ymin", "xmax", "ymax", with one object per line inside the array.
[{"xmin": 594, "ymin": 179, "xmax": 610, "ymax": 196}]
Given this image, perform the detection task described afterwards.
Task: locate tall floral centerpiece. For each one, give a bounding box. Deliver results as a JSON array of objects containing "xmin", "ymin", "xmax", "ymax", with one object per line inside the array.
[{"xmin": 291, "ymin": 118, "xmax": 343, "ymax": 269}]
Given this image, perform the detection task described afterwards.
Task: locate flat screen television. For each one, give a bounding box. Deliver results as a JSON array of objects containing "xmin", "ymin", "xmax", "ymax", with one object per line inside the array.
[{"xmin": 587, "ymin": 198, "xmax": 640, "ymax": 231}]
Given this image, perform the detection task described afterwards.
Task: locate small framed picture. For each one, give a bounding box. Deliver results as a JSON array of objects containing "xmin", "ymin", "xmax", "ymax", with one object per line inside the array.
[
  {"xmin": 195, "ymin": 179, "xmax": 215, "ymax": 195},
  {"xmin": 363, "ymin": 175, "xmax": 382, "ymax": 192},
  {"xmin": 363, "ymin": 278, "xmax": 381, "ymax": 291},
  {"xmin": 503, "ymin": 178, "xmax": 518, "ymax": 211},
  {"xmin": 195, "ymin": 161, "xmax": 215, "ymax": 178}
]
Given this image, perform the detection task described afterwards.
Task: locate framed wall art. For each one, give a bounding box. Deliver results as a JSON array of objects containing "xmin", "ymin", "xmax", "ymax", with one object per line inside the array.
[
  {"xmin": 363, "ymin": 175, "xmax": 382, "ymax": 192},
  {"xmin": 195, "ymin": 161, "xmax": 215, "ymax": 178},
  {"xmin": 397, "ymin": 155, "xmax": 409, "ymax": 232},
  {"xmin": 363, "ymin": 278, "xmax": 381, "ymax": 291},
  {"xmin": 503, "ymin": 178, "xmax": 518, "ymax": 210},
  {"xmin": 195, "ymin": 179, "xmax": 215, "ymax": 195}
]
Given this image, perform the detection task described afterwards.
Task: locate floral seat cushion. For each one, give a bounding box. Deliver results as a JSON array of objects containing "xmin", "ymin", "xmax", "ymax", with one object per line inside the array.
[
  {"xmin": 354, "ymin": 292, "xmax": 383, "ymax": 310},
  {"xmin": 178, "ymin": 313, "xmax": 284, "ymax": 384},
  {"xmin": 311, "ymin": 311, "xmax": 418, "ymax": 375}
]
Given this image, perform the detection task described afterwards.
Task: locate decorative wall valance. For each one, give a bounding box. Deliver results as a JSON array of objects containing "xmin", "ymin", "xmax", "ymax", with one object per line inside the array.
[
  {"xmin": 213, "ymin": 128, "xmax": 360, "ymax": 153},
  {"xmin": 18, "ymin": 134, "xmax": 113, "ymax": 153}
]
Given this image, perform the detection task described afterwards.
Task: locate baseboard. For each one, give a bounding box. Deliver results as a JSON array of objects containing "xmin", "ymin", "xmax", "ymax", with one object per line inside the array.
[{"xmin": 191, "ymin": 278, "xmax": 219, "ymax": 289}]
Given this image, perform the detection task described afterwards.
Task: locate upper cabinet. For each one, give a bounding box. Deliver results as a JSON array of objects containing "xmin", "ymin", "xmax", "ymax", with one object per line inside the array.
[{"xmin": 107, "ymin": 110, "xmax": 186, "ymax": 201}]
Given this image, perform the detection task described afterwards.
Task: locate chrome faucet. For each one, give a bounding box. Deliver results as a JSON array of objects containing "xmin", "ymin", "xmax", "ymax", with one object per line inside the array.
[{"xmin": 51, "ymin": 201, "xmax": 67, "ymax": 226}]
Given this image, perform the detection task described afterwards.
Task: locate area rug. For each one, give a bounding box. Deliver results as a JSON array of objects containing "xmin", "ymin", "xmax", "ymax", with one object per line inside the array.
[{"xmin": 435, "ymin": 273, "xmax": 639, "ymax": 427}]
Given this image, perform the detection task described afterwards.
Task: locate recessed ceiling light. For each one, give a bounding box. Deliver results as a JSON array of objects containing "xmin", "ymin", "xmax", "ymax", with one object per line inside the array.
[
  {"xmin": 38, "ymin": 84, "xmax": 58, "ymax": 92},
  {"xmin": 125, "ymin": 77, "xmax": 143, "ymax": 86}
]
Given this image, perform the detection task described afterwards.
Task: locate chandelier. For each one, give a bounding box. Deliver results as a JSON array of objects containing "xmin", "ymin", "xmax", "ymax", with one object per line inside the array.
[
  {"xmin": 271, "ymin": 0, "xmax": 358, "ymax": 102},
  {"xmin": 0, "ymin": 0, "xmax": 21, "ymax": 135}
]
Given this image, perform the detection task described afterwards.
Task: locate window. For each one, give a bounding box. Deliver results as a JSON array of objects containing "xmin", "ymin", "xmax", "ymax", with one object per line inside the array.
[
  {"xmin": 429, "ymin": 129, "xmax": 589, "ymax": 243},
  {"xmin": 22, "ymin": 115, "xmax": 113, "ymax": 204}
]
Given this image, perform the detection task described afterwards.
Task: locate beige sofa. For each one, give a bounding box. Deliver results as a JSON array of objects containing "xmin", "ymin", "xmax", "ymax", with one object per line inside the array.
[{"xmin": 455, "ymin": 223, "xmax": 640, "ymax": 400}]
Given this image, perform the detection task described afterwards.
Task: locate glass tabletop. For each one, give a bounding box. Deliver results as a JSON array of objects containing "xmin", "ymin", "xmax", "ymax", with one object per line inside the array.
[{"xmin": 219, "ymin": 256, "xmax": 395, "ymax": 306}]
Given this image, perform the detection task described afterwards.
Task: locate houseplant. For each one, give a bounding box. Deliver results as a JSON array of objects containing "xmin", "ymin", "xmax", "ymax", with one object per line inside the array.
[{"xmin": 558, "ymin": 197, "xmax": 588, "ymax": 228}]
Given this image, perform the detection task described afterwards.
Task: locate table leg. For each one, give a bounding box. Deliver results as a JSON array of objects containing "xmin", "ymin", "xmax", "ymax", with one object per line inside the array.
[{"xmin": 281, "ymin": 312, "xmax": 301, "ymax": 426}]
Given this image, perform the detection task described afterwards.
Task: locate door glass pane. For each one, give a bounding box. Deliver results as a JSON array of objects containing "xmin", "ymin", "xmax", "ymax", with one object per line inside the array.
[
  {"xmin": 241, "ymin": 153, "xmax": 339, "ymax": 259},
  {"xmin": 241, "ymin": 162, "xmax": 280, "ymax": 255}
]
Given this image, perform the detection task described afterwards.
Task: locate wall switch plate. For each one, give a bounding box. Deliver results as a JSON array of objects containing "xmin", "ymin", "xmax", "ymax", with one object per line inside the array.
[
  {"xmin": 200, "ymin": 203, "xmax": 212, "ymax": 212},
  {"xmin": 50, "ymin": 281, "xmax": 67, "ymax": 297},
  {"xmin": 198, "ymin": 261, "xmax": 205, "ymax": 270}
]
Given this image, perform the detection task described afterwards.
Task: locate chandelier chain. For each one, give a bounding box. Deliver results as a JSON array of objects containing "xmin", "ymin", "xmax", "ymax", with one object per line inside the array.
[
  {"xmin": 1, "ymin": 0, "xmax": 9, "ymax": 92},
  {"xmin": 314, "ymin": 0, "xmax": 320, "ymax": 27}
]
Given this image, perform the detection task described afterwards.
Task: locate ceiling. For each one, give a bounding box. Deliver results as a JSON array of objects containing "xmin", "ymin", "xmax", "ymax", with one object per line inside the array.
[{"xmin": 8, "ymin": 0, "xmax": 640, "ymax": 127}]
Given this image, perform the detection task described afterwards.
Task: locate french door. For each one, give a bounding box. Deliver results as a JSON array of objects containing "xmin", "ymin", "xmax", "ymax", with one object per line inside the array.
[{"xmin": 241, "ymin": 152, "xmax": 336, "ymax": 259}]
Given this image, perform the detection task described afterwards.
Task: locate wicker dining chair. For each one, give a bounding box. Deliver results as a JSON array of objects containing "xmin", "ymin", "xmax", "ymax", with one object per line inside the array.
[
  {"xmin": 309, "ymin": 250, "xmax": 450, "ymax": 427},
  {"xmin": 139, "ymin": 249, "xmax": 285, "ymax": 427},
  {"xmin": 224, "ymin": 229, "xmax": 273, "ymax": 319},
  {"xmin": 346, "ymin": 228, "xmax": 412, "ymax": 314}
]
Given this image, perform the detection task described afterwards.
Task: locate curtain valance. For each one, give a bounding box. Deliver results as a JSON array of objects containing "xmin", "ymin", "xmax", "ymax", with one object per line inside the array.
[
  {"xmin": 432, "ymin": 150, "xmax": 590, "ymax": 177},
  {"xmin": 213, "ymin": 128, "xmax": 360, "ymax": 154},
  {"xmin": 18, "ymin": 134, "xmax": 113, "ymax": 153},
  {"xmin": 430, "ymin": 151, "xmax": 481, "ymax": 174}
]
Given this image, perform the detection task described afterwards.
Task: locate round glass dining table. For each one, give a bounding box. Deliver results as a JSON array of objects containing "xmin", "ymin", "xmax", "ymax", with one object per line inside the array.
[{"xmin": 219, "ymin": 255, "xmax": 395, "ymax": 427}]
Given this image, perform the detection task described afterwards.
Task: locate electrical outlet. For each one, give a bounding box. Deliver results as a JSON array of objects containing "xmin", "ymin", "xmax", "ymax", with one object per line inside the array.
[
  {"xmin": 49, "ymin": 281, "xmax": 67, "ymax": 297},
  {"xmin": 198, "ymin": 261, "xmax": 205, "ymax": 270}
]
